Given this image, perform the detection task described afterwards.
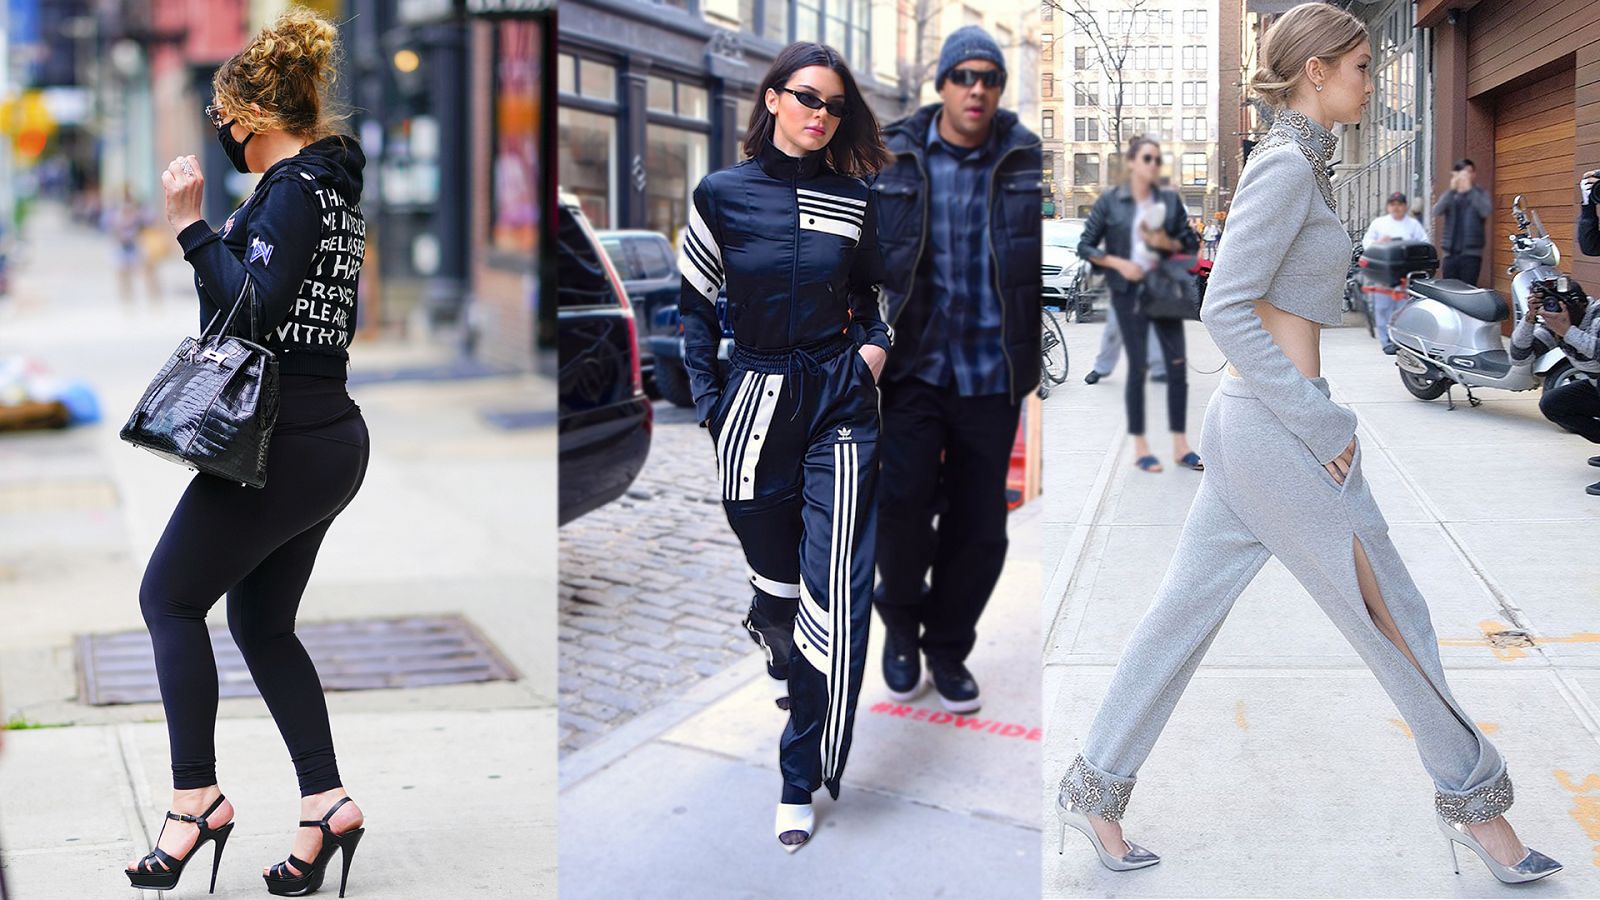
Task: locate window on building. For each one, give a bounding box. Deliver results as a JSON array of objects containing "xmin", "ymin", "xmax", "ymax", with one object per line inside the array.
[
  {"xmin": 559, "ymin": 54, "xmax": 617, "ymax": 103},
  {"xmin": 1160, "ymin": 10, "xmax": 1173, "ymax": 32},
  {"xmin": 1160, "ymin": 81, "xmax": 1173, "ymax": 105},
  {"xmin": 1074, "ymin": 116, "xmax": 1098, "ymax": 141},
  {"xmin": 1160, "ymin": 45, "xmax": 1173, "ymax": 69},
  {"xmin": 1183, "ymin": 9, "xmax": 1207, "ymax": 33},
  {"xmin": 1043, "ymin": 73, "xmax": 1054, "ymax": 98},
  {"xmin": 1074, "ymin": 152, "xmax": 1099, "ymax": 186},
  {"xmin": 645, "ymin": 124, "xmax": 709, "ymax": 241},
  {"xmin": 762, "ymin": 0, "xmax": 789, "ymax": 43},
  {"xmin": 1182, "ymin": 80, "xmax": 1206, "ymax": 106},
  {"xmin": 1042, "ymin": 109, "xmax": 1055, "ymax": 139},
  {"xmin": 1182, "ymin": 44, "xmax": 1205, "ymax": 70},
  {"xmin": 795, "ymin": 0, "xmax": 820, "ymax": 42},
  {"xmin": 1132, "ymin": 81, "xmax": 1146, "ymax": 105},
  {"xmin": 1181, "ymin": 151, "xmax": 1207, "ymax": 186},
  {"xmin": 1075, "ymin": 46, "xmax": 1092, "ymax": 70},
  {"xmin": 558, "ymin": 106, "xmax": 616, "ymax": 229},
  {"xmin": 1040, "ymin": 33, "xmax": 1054, "ymax": 62},
  {"xmin": 647, "ymin": 76, "xmax": 710, "ymax": 121}
]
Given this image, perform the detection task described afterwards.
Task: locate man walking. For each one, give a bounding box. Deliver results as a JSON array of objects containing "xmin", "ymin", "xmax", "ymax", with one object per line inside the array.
[
  {"xmin": 871, "ymin": 26, "xmax": 1041, "ymax": 713},
  {"xmin": 1363, "ymin": 191, "xmax": 1430, "ymax": 354},
  {"xmin": 1432, "ymin": 159, "xmax": 1492, "ymax": 286}
]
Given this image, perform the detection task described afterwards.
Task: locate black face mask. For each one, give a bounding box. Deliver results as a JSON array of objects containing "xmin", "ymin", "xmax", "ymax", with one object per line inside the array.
[{"xmin": 217, "ymin": 120, "xmax": 255, "ymax": 173}]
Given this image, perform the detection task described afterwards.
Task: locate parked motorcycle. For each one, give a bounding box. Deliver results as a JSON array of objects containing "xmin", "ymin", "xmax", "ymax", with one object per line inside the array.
[{"xmin": 1385, "ymin": 195, "xmax": 1582, "ymax": 408}]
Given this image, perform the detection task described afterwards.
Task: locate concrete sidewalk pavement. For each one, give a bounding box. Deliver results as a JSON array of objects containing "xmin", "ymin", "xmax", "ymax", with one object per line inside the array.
[
  {"xmin": 558, "ymin": 500, "xmax": 1044, "ymax": 898},
  {"xmin": 1042, "ymin": 314, "xmax": 1600, "ymax": 898},
  {"xmin": 0, "ymin": 205, "xmax": 557, "ymax": 897}
]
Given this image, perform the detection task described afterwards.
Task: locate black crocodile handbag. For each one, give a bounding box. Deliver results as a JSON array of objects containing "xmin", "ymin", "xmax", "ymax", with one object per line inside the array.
[{"xmin": 120, "ymin": 280, "xmax": 280, "ymax": 487}]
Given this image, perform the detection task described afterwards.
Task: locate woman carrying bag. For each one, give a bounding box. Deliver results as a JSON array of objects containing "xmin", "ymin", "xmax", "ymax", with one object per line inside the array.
[
  {"xmin": 125, "ymin": 9, "xmax": 371, "ymax": 896},
  {"xmin": 1077, "ymin": 137, "xmax": 1202, "ymax": 473}
]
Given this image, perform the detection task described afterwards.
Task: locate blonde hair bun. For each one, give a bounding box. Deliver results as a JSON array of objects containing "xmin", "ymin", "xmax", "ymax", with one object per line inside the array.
[
  {"xmin": 212, "ymin": 8, "xmax": 345, "ymax": 138},
  {"xmin": 1247, "ymin": 2, "xmax": 1367, "ymax": 108}
]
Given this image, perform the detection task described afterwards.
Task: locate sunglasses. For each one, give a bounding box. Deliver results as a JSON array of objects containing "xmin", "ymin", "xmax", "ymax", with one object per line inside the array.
[
  {"xmin": 947, "ymin": 68, "xmax": 1006, "ymax": 89},
  {"xmin": 783, "ymin": 88, "xmax": 848, "ymax": 118},
  {"xmin": 204, "ymin": 103, "xmax": 227, "ymax": 129}
]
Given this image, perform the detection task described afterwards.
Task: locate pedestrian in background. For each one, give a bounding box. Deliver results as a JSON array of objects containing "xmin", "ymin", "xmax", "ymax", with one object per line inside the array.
[
  {"xmin": 1432, "ymin": 158, "xmax": 1491, "ymax": 285},
  {"xmin": 128, "ymin": 9, "xmax": 372, "ymax": 895},
  {"xmin": 1202, "ymin": 213, "xmax": 1221, "ymax": 260},
  {"xmin": 1580, "ymin": 167, "xmax": 1598, "ymax": 256},
  {"xmin": 1077, "ymin": 135, "xmax": 1202, "ymax": 473},
  {"xmin": 1362, "ymin": 190, "xmax": 1429, "ymax": 354},
  {"xmin": 870, "ymin": 25, "xmax": 1041, "ymax": 716},
  {"xmin": 1083, "ymin": 303, "xmax": 1167, "ymax": 385},
  {"xmin": 106, "ymin": 186, "xmax": 160, "ymax": 308}
]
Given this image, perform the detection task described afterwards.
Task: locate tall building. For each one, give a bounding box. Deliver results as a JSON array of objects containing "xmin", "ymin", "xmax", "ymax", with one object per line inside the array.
[
  {"xmin": 1040, "ymin": 0, "xmax": 1067, "ymax": 216},
  {"xmin": 1059, "ymin": 0, "xmax": 1222, "ymax": 219}
]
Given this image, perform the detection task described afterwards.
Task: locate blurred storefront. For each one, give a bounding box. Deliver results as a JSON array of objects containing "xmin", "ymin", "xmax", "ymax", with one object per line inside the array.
[{"xmin": 1419, "ymin": 0, "xmax": 1600, "ymax": 298}]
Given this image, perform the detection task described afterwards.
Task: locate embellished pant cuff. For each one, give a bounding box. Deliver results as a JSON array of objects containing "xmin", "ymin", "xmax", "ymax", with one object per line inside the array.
[
  {"xmin": 1436, "ymin": 769, "xmax": 1513, "ymax": 825},
  {"xmin": 1058, "ymin": 754, "xmax": 1136, "ymax": 822}
]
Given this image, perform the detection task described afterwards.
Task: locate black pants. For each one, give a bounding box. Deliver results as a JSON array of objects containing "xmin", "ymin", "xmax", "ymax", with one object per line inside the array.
[
  {"xmin": 1443, "ymin": 253, "xmax": 1482, "ymax": 286},
  {"xmin": 1539, "ymin": 377, "xmax": 1600, "ymax": 443},
  {"xmin": 1111, "ymin": 288, "xmax": 1188, "ymax": 434},
  {"xmin": 707, "ymin": 337, "xmax": 879, "ymax": 799},
  {"xmin": 140, "ymin": 378, "xmax": 369, "ymax": 796},
  {"xmin": 874, "ymin": 378, "xmax": 1020, "ymax": 664}
]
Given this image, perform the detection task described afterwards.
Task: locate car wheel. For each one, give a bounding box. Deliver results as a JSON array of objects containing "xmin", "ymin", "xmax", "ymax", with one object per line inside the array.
[{"xmin": 654, "ymin": 358, "xmax": 696, "ymax": 408}]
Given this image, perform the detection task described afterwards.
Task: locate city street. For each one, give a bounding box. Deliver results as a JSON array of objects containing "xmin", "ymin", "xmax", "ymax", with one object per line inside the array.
[
  {"xmin": 1042, "ymin": 311, "xmax": 1600, "ymax": 897},
  {"xmin": 558, "ymin": 389, "xmax": 1043, "ymax": 896},
  {"xmin": 0, "ymin": 205, "xmax": 557, "ymax": 898}
]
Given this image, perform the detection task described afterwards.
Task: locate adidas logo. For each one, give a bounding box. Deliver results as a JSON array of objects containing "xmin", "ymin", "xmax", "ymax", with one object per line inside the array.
[{"xmin": 837, "ymin": 426, "xmax": 852, "ymax": 441}]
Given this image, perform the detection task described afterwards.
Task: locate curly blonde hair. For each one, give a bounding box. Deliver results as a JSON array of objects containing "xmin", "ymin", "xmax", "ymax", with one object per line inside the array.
[
  {"xmin": 1248, "ymin": 2, "xmax": 1367, "ymax": 108},
  {"xmin": 211, "ymin": 7, "xmax": 346, "ymax": 139}
]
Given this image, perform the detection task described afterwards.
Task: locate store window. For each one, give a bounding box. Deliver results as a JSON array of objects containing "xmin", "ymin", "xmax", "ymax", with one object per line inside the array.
[
  {"xmin": 491, "ymin": 20, "xmax": 540, "ymax": 254},
  {"xmin": 559, "ymin": 107, "xmax": 617, "ymax": 229},
  {"xmin": 645, "ymin": 125, "xmax": 709, "ymax": 244},
  {"xmin": 795, "ymin": 0, "xmax": 821, "ymax": 42},
  {"xmin": 559, "ymin": 54, "xmax": 617, "ymax": 103}
]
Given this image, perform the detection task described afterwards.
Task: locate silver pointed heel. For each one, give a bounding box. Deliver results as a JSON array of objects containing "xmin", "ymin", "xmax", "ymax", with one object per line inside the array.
[
  {"xmin": 775, "ymin": 802, "xmax": 814, "ymax": 854},
  {"xmin": 1055, "ymin": 791, "xmax": 1159, "ymax": 871},
  {"xmin": 1437, "ymin": 815, "xmax": 1562, "ymax": 884}
]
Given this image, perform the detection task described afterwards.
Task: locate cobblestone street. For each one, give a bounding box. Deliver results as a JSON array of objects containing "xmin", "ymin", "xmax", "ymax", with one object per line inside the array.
[{"xmin": 557, "ymin": 401, "xmax": 753, "ymax": 753}]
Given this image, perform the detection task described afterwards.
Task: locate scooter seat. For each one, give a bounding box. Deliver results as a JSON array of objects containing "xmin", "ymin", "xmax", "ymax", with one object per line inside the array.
[{"xmin": 1410, "ymin": 278, "xmax": 1508, "ymax": 322}]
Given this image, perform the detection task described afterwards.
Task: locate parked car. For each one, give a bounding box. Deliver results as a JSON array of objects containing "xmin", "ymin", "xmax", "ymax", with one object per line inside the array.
[
  {"xmin": 558, "ymin": 191, "xmax": 652, "ymax": 525},
  {"xmin": 1043, "ymin": 217, "xmax": 1103, "ymax": 322},
  {"xmin": 596, "ymin": 228, "xmax": 734, "ymax": 409}
]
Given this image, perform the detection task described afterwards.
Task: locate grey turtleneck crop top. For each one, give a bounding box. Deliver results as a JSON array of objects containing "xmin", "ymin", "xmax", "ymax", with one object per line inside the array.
[{"xmin": 1201, "ymin": 109, "xmax": 1358, "ymax": 464}]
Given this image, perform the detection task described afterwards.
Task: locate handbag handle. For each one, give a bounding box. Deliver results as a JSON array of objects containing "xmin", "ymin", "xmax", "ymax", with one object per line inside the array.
[{"xmin": 199, "ymin": 278, "xmax": 260, "ymax": 344}]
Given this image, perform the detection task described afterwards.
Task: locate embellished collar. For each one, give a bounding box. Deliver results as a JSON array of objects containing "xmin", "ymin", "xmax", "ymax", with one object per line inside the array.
[
  {"xmin": 1271, "ymin": 108, "xmax": 1338, "ymax": 164},
  {"xmin": 756, "ymin": 138, "xmax": 825, "ymax": 181}
]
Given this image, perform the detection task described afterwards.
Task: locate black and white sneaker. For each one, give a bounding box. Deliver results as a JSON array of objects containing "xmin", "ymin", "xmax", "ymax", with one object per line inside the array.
[
  {"xmin": 882, "ymin": 627, "xmax": 922, "ymax": 701},
  {"xmin": 743, "ymin": 605, "xmax": 793, "ymax": 710},
  {"xmin": 927, "ymin": 659, "xmax": 982, "ymax": 713}
]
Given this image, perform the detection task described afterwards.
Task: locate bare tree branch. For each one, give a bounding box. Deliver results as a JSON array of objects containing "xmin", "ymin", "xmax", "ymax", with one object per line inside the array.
[{"xmin": 1047, "ymin": 0, "xmax": 1149, "ymax": 168}]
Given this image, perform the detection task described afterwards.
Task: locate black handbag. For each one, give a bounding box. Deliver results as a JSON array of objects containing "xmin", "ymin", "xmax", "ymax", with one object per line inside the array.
[
  {"xmin": 1137, "ymin": 254, "xmax": 1202, "ymax": 321},
  {"xmin": 120, "ymin": 280, "xmax": 280, "ymax": 488}
]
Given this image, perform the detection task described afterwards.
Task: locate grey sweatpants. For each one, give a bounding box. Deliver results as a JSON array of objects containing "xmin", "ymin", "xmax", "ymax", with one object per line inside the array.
[
  {"xmin": 1092, "ymin": 303, "xmax": 1166, "ymax": 379},
  {"xmin": 1060, "ymin": 374, "xmax": 1513, "ymax": 825}
]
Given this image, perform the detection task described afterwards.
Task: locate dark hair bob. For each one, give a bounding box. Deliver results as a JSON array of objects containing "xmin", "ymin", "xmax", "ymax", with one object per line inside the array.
[{"xmin": 742, "ymin": 42, "xmax": 892, "ymax": 178}]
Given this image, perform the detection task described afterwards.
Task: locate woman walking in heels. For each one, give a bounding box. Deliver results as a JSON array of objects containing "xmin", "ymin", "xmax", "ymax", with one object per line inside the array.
[
  {"xmin": 1077, "ymin": 136, "xmax": 1202, "ymax": 473},
  {"xmin": 126, "ymin": 9, "xmax": 369, "ymax": 895},
  {"xmin": 1055, "ymin": 2, "xmax": 1561, "ymax": 885},
  {"xmin": 678, "ymin": 42, "xmax": 891, "ymax": 852}
]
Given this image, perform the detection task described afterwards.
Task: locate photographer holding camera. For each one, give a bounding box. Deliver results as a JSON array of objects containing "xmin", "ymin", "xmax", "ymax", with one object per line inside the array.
[
  {"xmin": 1581, "ymin": 168, "xmax": 1598, "ymax": 256},
  {"xmin": 1512, "ymin": 269, "xmax": 1600, "ymax": 494}
]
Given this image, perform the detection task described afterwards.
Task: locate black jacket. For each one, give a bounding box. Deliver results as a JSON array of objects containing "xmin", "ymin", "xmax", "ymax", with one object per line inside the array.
[
  {"xmin": 178, "ymin": 136, "xmax": 366, "ymax": 379},
  {"xmin": 1431, "ymin": 185, "xmax": 1492, "ymax": 256},
  {"xmin": 678, "ymin": 139, "xmax": 891, "ymax": 423},
  {"xmin": 1581, "ymin": 197, "xmax": 1599, "ymax": 257},
  {"xmin": 1077, "ymin": 183, "xmax": 1198, "ymax": 297},
  {"xmin": 874, "ymin": 104, "xmax": 1042, "ymax": 403}
]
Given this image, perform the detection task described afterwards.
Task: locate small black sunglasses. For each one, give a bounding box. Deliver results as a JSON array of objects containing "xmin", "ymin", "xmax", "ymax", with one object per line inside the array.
[
  {"xmin": 783, "ymin": 88, "xmax": 848, "ymax": 118},
  {"xmin": 204, "ymin": 103, "xmax": 226, "ymax": 128},
  {"xmin": 947, "ymin": 68, "xmax": 1006, "ymax": 89}
]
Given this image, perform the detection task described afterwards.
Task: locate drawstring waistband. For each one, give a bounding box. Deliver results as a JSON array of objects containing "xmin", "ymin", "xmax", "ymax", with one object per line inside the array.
[{"xmin": 731, "ymin": 334, "xmax": 854, "ymax": 420}]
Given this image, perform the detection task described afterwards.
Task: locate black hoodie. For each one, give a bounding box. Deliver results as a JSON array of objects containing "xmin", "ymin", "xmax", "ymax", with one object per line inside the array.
[{"xmin": 178, "ymin": 136, "xmax": 367, "ymax": 380}]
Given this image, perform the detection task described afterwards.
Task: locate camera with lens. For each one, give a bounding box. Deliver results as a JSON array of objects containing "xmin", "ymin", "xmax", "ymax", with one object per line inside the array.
[{"xmin": 1535, "ymin": 274, "xmax": 1589, "ymax": 320}]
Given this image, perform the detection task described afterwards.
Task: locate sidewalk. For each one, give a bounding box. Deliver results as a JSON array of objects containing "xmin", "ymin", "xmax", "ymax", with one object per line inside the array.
[
  {"xmin": 1042, "ymin": 314, "xmax": 1600, "ymax": 898},
  {"xmin": 559, "ymin": 473, "xmax": 1043, "ymax": 897},
  {"xmin": 0, "ymin": 205, "xmax": 557, "ymax": 897}
]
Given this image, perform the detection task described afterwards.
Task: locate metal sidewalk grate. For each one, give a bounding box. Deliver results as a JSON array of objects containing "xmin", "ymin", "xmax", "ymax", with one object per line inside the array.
[{"xmin": 76, "ymin": 615, "xmax": 519, "ymax": 705}]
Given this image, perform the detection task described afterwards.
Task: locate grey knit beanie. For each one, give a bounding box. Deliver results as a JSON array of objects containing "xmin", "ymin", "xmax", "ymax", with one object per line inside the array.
[{"xmin": 936, "ymin": 26, "xmax": 1006, "ymax": 90}]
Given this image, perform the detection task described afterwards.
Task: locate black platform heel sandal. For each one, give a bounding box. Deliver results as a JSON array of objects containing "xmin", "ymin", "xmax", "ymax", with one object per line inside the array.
[
  {"xmin": 126, "ymin": 794, "xmax": 234, "ymax": 893},
  {"xmin": 263, "ymin": 796, "xmax": 365, "ymax": 898}
]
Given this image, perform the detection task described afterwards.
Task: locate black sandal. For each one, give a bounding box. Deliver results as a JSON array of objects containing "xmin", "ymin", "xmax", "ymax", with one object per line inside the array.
[
  {"xmin": 263, "ymin": 796, "xmax": 366, "ymax": 898},
  {"xmin": 125, "ymin": 794, "xmax": 234, "ymax": 893}
]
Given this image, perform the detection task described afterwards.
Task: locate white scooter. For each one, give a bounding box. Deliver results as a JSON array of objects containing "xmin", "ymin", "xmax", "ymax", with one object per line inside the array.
[{"xmin": 1387, "ymin": 195, "xmax": 1581, "ymax": 409}]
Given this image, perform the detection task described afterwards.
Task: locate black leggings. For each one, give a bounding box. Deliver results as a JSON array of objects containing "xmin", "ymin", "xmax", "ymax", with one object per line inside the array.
[
  {"xmin": 140, "ymin": 378, "xmax": 369, "ymax": 796},
  {"xmin": 1112, "ymin": 288, "xmax": 1188, "ymax": 435},
  {"xmin": 1539, "ymin": 377, "xmax": 1600, "ymax": 443}
]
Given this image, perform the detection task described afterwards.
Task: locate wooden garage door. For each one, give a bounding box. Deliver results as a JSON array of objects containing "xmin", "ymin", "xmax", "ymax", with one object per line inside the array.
[{"xmin": 1490, "ymin": 66, "xmax": 1576, "ymax": 298}]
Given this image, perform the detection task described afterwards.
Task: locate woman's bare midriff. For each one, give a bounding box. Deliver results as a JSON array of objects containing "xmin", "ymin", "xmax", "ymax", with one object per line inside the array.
[{"xmin": 1225, "ymin": 300, "xmax": 1323, "ymax": 380}]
